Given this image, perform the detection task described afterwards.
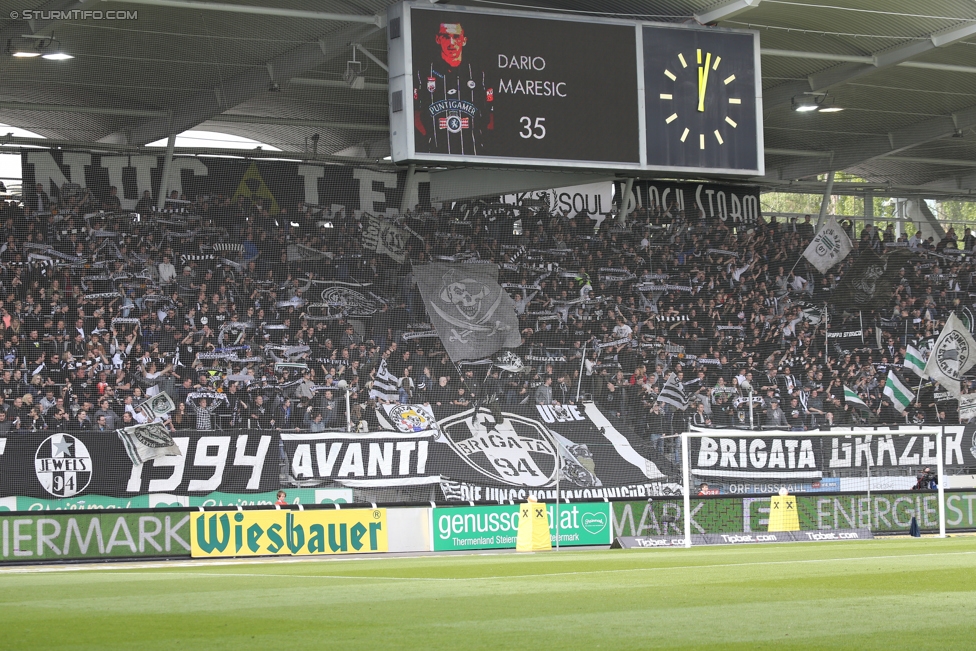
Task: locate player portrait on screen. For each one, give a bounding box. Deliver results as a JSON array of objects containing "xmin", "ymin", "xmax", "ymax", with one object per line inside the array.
[{"xmin": 414, "ymin": 22, "xmax": 494, "ymax": 156}]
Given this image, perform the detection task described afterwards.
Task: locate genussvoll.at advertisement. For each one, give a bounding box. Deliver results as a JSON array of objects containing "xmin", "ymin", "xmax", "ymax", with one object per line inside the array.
[{"xmin": 432, "ymin": 502, "xmax": 611, "ymax": 551}]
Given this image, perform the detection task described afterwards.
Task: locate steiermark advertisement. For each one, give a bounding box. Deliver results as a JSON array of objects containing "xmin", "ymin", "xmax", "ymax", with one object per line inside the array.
[
  {"xmin": 433, "ymin": 503, "xmax": 612, "ymax": 551},
  {"xmin": 0, "ymin": 488, "xmax": 353, "ymax": 513},
  {"xmin": 0, "ymin": 511, "xmax": 191, "ymax": 562}
]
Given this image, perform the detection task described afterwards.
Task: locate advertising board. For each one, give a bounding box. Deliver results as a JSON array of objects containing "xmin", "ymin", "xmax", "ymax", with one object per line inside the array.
[
  {"xmin": 432, "ymin": 502, "xmax": 612, "ymax": 551},
  {"xmin": 612, "ymin": 491, "xmax": 970, "ymax": 537},
  {"xmin": 190, "ymin": 508, "xmax": 388, "ymax": 558},
  {"xmin": 0, "ymin": 512, "xmax": 191, "ymax": 562}
]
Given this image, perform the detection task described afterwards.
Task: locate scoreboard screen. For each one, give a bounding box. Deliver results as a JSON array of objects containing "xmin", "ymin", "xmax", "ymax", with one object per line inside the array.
[
  {"xmin": 387, "ymin": 2, "xmax": 763, "ymax": 175},
  {"xmin": 389, "ymin": 4, "xmax": 640, "ymax": 167}
]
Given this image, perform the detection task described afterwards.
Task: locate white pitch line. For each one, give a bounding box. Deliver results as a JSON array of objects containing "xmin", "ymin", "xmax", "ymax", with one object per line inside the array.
[
  {"xmin": 0, "ymin": 550, "xmax": 516, "ymax": 574},
  {"xmin": 80, "ymin": 571, "xmax": 454, "ymax": 582},
  {"xmin": 3, "ymin": 550, "xmax": 974, "ymax": 581}
]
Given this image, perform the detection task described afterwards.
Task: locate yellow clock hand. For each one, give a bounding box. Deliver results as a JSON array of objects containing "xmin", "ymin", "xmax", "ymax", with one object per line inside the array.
[{"xmin": 698, "ymin": 52, "xmax": 712, "ymax": 112}]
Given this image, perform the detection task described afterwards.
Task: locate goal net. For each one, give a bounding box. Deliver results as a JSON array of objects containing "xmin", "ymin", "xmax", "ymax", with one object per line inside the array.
[{"xmin": 678, "ymin": 426, "xmax": 947, "ymax": 547}]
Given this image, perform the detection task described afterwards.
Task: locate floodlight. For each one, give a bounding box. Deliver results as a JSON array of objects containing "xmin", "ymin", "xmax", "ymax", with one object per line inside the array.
[
  {"xmin": 793, "ymin": 93, "xmax": 843, "ymax": 113},
  {"xmin": 9, "ymin": 35, "xmax": 73, "ymax": 59},
  {"xmin": 791, "ymin": 97, "xmax": 817, "ymax": 112},
  {"xmin": 345, "ymin": 48, "xmax": 365, "ymax": 89},
  {"xmin": 345, "ymin": 60, "xmax": 365, "ymax": 89}
]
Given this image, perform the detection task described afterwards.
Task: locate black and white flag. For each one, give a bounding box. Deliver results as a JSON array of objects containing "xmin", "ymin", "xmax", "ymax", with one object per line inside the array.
[
  {"xmin": 657, "ymin": 374, "xmax": 689, "ymax": 411},
  {"xmin": 378, "ymin": 403, "xmax": 439, "ymax": 432},
  {"xmin": 414, "ymin": 263, "xmax": 521, "ymax": 363},
  {"xmin": 923, "ymin": 312, "xmax": 976, "ymax": 398},
  {"xmin": 140, "ymin": 392, "xmax": 176, "ymax": 419},
  {"xmin": 802, "ymin": 216, "xmax": 853, "ymax": 273},
  {"xmin": 116, "ymin": 422, "xmax": 182, "ymax": 465},
  {"xmin": 362, "ymin": 214, "xmax": 409, "ymax": 263},
  {"xmin": 286, "ymin": 242, "xmax": 330, "ymax": 262},
  {"xmin": 369, "ymin": 359, "xmax": 401, "ymax": 403}
]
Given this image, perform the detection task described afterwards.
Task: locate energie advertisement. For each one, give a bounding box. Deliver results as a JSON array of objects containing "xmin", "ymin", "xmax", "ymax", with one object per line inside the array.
[
  {"xmin": 191, "ymin": 508, "xmax": 388, "ymax": 558},
  {"xmin": 432, "ymin": 502, "xmax": 611, "ymax": 551},
  {"xmin": 612, "ymin": 492, "xmax": 974, "ymax": 537}
]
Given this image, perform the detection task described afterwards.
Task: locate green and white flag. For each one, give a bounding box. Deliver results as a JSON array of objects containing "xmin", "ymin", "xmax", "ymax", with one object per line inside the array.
[
  {"xmin": 802, "ymin": 215, "xmax": 853, "ymax": 273},
  {"xmin": 883, "ymin": 371, "xmax": 915, "ymax": 413},
  {"xmin": 843, "ymin": 385, "xmax": 869, "ymax": 410},
  {"xmin": 903, "ymin": 345, "xmax": 926, "ymax": 377},
  {"xmin": 922, "ymin": 312, "xmax": 976, "ymax": 398}
]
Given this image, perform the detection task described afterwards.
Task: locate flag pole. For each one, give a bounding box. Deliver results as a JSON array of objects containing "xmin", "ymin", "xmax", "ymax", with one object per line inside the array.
[
  {"xmin": 788, "ymin": 256, "xmax": 802, "ymax": 276},
  {"xmin": 824, "ymin": 303, "xmax": 829, "ymax": 362},
  {"xmin": 575, "ymin": 339, "xmax": 588, "ymax": 403}
]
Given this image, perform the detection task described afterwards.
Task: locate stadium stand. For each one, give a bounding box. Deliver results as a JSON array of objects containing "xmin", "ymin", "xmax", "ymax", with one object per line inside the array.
[{"xmin": 0, "ymin": 188, "xmax": 966, "ymax": 446}]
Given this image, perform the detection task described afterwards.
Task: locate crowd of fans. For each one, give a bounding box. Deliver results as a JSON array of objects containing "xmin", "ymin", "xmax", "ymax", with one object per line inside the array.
[{"xmin": 0, "ymin": 179, "xmax": 973, "ymax": 442}]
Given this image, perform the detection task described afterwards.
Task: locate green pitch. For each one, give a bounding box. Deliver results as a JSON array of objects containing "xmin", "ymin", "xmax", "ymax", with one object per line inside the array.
[{"xmin": 2, "ymin": 537, "xmax": 975, "ymax": 650}]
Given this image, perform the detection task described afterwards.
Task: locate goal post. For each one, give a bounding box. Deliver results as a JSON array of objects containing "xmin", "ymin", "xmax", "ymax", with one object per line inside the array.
[{"xmin": 679, "ymin": 427, "xmax": 947, "ymax": 548}]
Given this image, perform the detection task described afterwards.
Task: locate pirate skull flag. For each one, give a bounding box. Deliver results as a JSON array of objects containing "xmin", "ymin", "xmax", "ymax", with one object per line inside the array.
[
  {"xmin": 834, "ymin": 249, "xmax": 911, "ymax": 311},
  {"xmin": 414, "ymin": 263, "xmax": 521, "ymax": 362}
]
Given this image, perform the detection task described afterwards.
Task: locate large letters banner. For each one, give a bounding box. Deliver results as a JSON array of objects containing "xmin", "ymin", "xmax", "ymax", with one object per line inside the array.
[
  {"xmin": 688, "ymin": 427, "xmax": 976, "ymax": 481},
  {"xmin": 611, "ymin": 491, "xmax": 968, "ymax": 538},
  {"xmin": 0, "ymin": 431, "xmax": 280, "ymax": 511},
  {"xmin": 4, "ymin": 424, "xmax": 973, "ymax": 510},
  {"xmin": 21, "ymin": 150, "xmax": 427, "ymax": 214},
  {"xmin": 281, "ymin": 403, "xmax": 679, "ymax": 502},
  {"xmin": 0, "ymin": 404, "xmax": 677, "ymax": 511},
  {"xmin": 0, "ymin": 511, "xmax": 191, "ymax": 562},
  {"xmin": 627, "ymin": 180, "xmax": 761, "ymax": 226}
]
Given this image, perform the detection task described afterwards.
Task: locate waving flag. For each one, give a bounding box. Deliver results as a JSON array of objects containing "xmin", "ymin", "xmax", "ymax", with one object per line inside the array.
[
  {"xmin": 414, "ymin": 263, "xmax": 521, "ymax": 362},
  {"xmin": 843, "ymin": 385, "xmax": 870, "ymax": 411},
  {"xmin": 883, "ymin": 371, "xmax": 915, "ymax": 413},
  {"xmin": 923, "ymin": 313, "xmax": 976, "ymax": 398},
  {"xmin": 362, "ymin": 214, "xmax": 409, "ymax": 263},
  {"xmin": 116, "ymin": 422, "xmax": 182, "ymax": 466},
  {"xmin": 802, "ymin": 216, "xmax": 853, "ymax": 273},
  {"xmin": 903, "ymin": 345, "xmax": 926, "ymax": 377},
  {"xmin": 657, "ymin": 374, "xmax": 689, "ymax": 411},
  {"xmin": 369, "ymin": 359, "xmax": 401, "ymax": 403}
]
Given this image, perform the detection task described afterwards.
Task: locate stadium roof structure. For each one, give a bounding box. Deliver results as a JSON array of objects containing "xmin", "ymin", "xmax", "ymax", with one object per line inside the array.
[{"xmin": 3, "ymin": 0, "xmax": 976, "ymax": 199}]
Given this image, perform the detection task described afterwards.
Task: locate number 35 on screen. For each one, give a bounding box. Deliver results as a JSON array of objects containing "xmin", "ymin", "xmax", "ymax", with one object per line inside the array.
[{"xmin": 519, "ymin": 117, "xmax": 546, "ymax": 139}]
